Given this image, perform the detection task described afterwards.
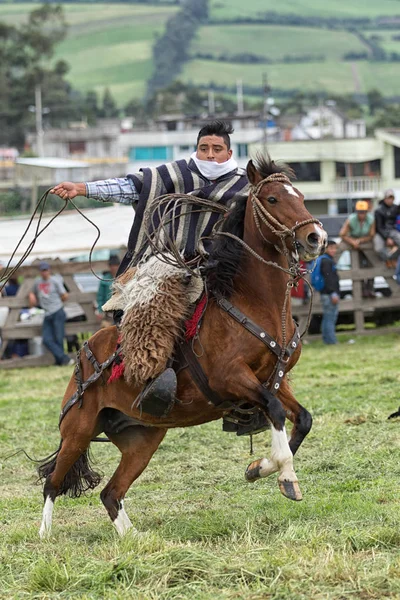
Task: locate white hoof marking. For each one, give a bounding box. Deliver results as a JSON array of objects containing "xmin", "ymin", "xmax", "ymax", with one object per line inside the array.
[
  {"xmin": 113, "ymin": 500, "xmax": 134, "ymax": 537},
  {"xmin": 39, "ymin": 496, "xmax": 54, "ymax": 539}
]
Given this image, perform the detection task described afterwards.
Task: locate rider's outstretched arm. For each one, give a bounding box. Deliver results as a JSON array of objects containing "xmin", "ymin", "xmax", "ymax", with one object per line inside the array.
[{"xmin": 50, "ymin": 177, "xmax": 139, "ymax": 205}]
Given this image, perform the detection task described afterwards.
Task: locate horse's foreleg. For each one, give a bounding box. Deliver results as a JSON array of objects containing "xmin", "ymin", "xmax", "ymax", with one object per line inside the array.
[
  {"xmin": 213, "ymin": 366, "xmax": 302, "ymax": 500},
  {"xmin": 278, "ymin": 379, "xmax": 312, "ymax": 456},
  {"xmin": 244, "ymin": 379, "xmax": 306, "ymax": 500},
  {"xmin": 101, "ymin": 425, "xmax": 167, "ymax": 536}
]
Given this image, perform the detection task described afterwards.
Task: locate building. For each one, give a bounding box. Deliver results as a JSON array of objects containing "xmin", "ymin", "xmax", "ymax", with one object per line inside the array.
[
  {"xmin": 250, "ymin": 128, "xmax": 400, "ymax": 217},
  {"xmin": 120, "ymin": 112, "xmax": 271, "ymax": 172},
  {"xmin": 288, "ymin": 104, "xmax": 366, "ymax": 141}
]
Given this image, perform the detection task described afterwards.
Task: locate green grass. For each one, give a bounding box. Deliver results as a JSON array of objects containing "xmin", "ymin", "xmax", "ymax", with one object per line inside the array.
[
  {"xmin": 209, "ymin": 0, "xmax": 400, "ymax": 19},
  {"xmin": 0, "ymin": 3, "xmax": 177, "ymax": 106},
  {"xmin": 365, "ymin": 29, "xmax": 400, "ymax": 55},
  {"xmin": 182, "ymin": 58, "xmax": 358, "ymax": 95},
  {"xmin": 0, "ymin": 334, "xmax": 400, "ymax": 598},
  {"xmin": 2, "ymin": 2, "xmax": 400, "ymax": 104},
  {"xmin": 192, "ymin": 25, "xmax": 366, "ymax": 61}
]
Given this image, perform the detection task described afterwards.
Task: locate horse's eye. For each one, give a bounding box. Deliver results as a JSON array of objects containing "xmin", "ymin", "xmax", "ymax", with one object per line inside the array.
[{"xmin": 267, "ymin": 196, "xmax": 277, "ymax": 205}]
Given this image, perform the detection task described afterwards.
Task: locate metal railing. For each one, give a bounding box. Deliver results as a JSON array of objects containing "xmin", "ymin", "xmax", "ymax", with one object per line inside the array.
[{"xmin": 334, "ymin": 176, "xmax": 381, "ymax": 195}]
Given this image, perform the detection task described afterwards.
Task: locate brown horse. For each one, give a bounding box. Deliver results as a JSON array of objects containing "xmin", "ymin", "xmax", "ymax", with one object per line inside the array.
[{"xmin": 38, "ymin": 156, "xmax": 327, "ymax": 538}]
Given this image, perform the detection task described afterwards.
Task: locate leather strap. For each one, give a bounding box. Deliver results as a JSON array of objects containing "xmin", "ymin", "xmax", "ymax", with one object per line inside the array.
[
  {"xmin": 59, "ymin": 344, "xmax": 122, "ymax": 427},
  {"xmin": 214, "ymin": 293, "xmax": 300, "ymax": 394},
  {"xmin": 177, "ymin": 342, "xmax": 232, "ymax": 410}
]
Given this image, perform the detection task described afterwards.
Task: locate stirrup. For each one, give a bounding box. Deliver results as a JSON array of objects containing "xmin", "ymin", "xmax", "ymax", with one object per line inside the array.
[
  {"xmin": 133, "ymin": 368, "xmax": 177, "ymax": 418},
  {"xmin": 222, "ymin": 410, "xmax": 270, "ymax": 436}
]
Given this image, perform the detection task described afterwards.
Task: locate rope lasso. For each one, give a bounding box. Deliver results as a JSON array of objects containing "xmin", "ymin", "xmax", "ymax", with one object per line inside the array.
[
  {"xmin": 0, "ymin": 189, "xmax": 109, "ymax": 294},
  {"xmin": 133, "ymin": 193, "xmax": 229, "ymax": 276}
]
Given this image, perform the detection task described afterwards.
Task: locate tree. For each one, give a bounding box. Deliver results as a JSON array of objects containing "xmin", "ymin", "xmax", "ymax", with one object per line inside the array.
[
  {"xmin": 0, "ymin": 4, "xmax": 77, "ymax": 148},
  {"xmin": 372, "ymin": 104, "xmax": 400, "ymax": 128},
  {"xmin": 100, "ymin": 88, "xmax": 120, "ymax": 119},
  {"xmin": 367, "ymin": 89, "xmax": 385, "ymax": 116}
]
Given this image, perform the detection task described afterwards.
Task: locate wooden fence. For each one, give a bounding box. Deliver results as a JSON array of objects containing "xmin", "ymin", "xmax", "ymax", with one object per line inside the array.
[
  {"xmin": 0, "ymin": 259, "xmax": 110, "ymax": 368},
  {"xmin": 294, "ymin": 244, "xmax": 400, "ymax": 337},
  {"xmin": 1, "ymin": 247, "xmax": 399, "ymax": 369}
]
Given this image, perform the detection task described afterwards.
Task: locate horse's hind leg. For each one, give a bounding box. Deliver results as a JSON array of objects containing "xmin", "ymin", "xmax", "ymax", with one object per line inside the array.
[
  {"xmin": 101, "ymin": 425, "xmax": 167, "ymax": 536},
  {"xmin": 39, "ymin": 421, "xmax": 100, "ymax": 538}
]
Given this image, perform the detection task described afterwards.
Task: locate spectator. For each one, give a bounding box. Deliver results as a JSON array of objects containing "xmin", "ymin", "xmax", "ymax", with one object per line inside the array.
[
  {"xmin": 1, "ymin": 276, "xmax": 29, "ymax": 358},
  {"xmin": 96, "ymin": 254, "xmax": 120, "ymax": 328},
  {"xmin": 374, "ymin": 189, "xmax": 400, "ymax": 264},
  {"xmin": 28, "ymin": 261, "xmax": 73, "ymax": 366},
  {"xmin": 320, "ymin": 240, "xmax": 340, "ymax": 345},
  {"xmin": 339, "ymin": 200, "xmax": 376, "ymax": 298}
]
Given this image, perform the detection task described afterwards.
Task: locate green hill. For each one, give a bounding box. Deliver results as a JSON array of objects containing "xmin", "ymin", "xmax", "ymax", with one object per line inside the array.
[{"xmin": 1, "ymin": 1, "xmax": 400, "ymax": 106}]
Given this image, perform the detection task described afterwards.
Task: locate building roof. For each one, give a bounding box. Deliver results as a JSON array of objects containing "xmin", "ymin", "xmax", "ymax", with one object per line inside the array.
[
  {"xmin": 0, "ymin": 205, "xmax": 133, "ymax": 264},
  {"xmin": 16, "ymin": 158, "xmax": 89, "ymax": 169}
]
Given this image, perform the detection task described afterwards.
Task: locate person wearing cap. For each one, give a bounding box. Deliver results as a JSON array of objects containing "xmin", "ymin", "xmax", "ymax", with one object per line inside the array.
[
  {"xmin": 28, "ymin": 262, "xmax": 73, "ymax": 366},
  {"xmin": 339, "ymin": 200, "xmax": 376, "ymax": 297},
  {"xmin": 374, "ymin": 189, "xmax": 400, "ymax": 262},
  {"xmin": 95, "ymin": 254, "xmax": 120, "ymax": 328}
]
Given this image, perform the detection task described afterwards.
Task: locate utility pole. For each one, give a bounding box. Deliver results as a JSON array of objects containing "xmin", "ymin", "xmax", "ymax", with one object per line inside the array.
[
  {"xmin": 262, "ymin": 73, "xmax": 270, "ymax": 155},
  {"xmin": 236, "ymin": 79, "xmax": 244, "ymax": 115},
  {"xmin": 208, "ymin": 89, "xmax": 215, "ymax": 115},
  {"xmin": 35, "ymin": 84, "xmax": 44, "ymax": 158}
]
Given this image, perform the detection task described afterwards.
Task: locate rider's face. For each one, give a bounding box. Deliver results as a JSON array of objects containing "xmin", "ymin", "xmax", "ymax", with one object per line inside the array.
[{"xmin": 196, "ymin": 135, "xmax": 232, "ymax": 163}]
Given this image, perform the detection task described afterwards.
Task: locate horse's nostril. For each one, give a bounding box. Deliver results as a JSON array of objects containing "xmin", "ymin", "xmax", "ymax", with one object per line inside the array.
[{"xmin": 306, "ymin": 232, "xmax": 319, "ymax": 247}]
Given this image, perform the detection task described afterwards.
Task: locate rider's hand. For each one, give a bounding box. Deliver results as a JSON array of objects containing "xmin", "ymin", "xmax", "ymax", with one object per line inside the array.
[{"xmin": 50, "ymin": 182, "xmax": 86, "ymax": 200}]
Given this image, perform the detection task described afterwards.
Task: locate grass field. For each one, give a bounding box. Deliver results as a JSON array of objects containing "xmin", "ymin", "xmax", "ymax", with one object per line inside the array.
[
  {"xmin": 182, "ymin": 59, "xmax": 358, "ymax": 95},
  {"xmin": 0, "ymin": 334, "xmax": 399, "ymax": 598},
  {"xmin": 182, "ymin": 57, "xmax": 400, "ymax": 97},
  {"xmin": 192, "ymin": 25, "xmax": 367, "ymax": 62},
  {"xmin": 209, "ymin": 0, "xmax": 400, "ymax": 20},
  {"xmin": 1, "ymin": 2, "xmax": 400, "ymax": 104},
  {"xmin": 0, "ymin": 3, "xmax": 177, "ymax": 106}
]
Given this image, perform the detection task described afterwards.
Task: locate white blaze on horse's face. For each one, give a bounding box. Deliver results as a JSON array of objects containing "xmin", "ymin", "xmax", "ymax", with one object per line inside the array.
[{"xmin": 283, "ymin": 184, "xmax": 299, "ymax": 198}]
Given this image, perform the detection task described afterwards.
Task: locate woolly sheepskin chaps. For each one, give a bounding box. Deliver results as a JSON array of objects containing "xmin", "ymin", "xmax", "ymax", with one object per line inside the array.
[{"xmin": 106, "ymin": 255, "xmax": 203, "ymax": 385}]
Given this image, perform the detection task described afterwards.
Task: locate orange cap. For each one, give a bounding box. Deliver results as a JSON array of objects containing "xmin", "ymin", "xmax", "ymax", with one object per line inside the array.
[{"xmin": 355, "ymin": 200, "xmax": 368, "ymax": 211}]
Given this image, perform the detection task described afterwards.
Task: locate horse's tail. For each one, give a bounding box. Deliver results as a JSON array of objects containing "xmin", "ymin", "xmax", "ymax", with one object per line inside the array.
[{"xmin": 37, "ymin": 440, "xmax": 102, "ymax": 498}]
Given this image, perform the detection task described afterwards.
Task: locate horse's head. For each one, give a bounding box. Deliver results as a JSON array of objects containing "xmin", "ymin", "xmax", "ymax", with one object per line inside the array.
[{"xmin": 246, "ymin": 156, "xmax": 327, "ymax": 261}]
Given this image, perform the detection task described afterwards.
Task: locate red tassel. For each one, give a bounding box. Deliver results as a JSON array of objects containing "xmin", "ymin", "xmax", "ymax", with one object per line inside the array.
[
  {"xmin": 107, "ymin": 361, "xmax": 125, "ymax": 384},
  {"xmin": 185, "ymin": 294, "xmax": 207, "ymax": 341}
]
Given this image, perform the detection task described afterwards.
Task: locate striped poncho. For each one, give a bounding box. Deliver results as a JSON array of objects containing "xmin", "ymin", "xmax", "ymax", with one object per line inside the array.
[{"xmin": 118, "ymin": 158, "xmax": 249, "ymax": 273}]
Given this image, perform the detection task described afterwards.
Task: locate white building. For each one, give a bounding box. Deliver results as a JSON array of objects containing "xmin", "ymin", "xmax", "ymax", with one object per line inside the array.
[{"xmin": 250, "ymin": 128, "xmax": 400, "ymax": 216}]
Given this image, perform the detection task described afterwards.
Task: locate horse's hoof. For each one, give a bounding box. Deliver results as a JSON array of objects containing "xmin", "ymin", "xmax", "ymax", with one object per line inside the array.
[
  {"xmin": 245, "ymin": 459, "xmax": 262, "ymax": 483},
  {"xmin": 278, "ymin": 479, "xmax": 302, "ymax": 501}
]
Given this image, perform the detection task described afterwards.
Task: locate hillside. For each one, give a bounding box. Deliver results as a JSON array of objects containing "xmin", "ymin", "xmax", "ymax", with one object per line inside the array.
[{"xmin": 1, "ymin": 1, "xmax": 400, "ymax": 106}]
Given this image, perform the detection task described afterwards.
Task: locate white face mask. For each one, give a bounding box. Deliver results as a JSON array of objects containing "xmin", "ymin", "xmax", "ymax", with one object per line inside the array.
[{"xmin": 190, "ymin": 152, "xmax": 238, "ymax": 180}]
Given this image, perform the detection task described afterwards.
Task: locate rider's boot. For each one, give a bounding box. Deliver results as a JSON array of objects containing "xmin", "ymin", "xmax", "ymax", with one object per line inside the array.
[{"xmin": 133, "ymin": 368, "xmax": 177, "ymax": 418}]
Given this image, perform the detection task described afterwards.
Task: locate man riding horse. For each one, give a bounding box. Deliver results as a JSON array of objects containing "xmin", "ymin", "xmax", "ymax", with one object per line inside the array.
[{"xmin": 51, "ymin": 120, "xmax": 255, "ymax": 427}]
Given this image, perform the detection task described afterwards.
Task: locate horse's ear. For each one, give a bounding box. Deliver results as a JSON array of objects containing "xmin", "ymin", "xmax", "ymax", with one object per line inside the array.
[{"xmin": 246, "ymin": 160, "xmax": 261, "ymax": 185}]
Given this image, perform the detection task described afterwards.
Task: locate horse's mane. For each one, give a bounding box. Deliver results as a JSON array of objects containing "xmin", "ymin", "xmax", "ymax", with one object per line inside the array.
[{"xmin": 207, "ymin": 154, "xmax": 293, "ymax": 298}]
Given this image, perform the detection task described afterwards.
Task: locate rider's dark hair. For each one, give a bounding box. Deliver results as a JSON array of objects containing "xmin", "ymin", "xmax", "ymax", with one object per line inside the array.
[{"xmin": 197, "ymin": 120, "xmax": 234, "ymax": 150}]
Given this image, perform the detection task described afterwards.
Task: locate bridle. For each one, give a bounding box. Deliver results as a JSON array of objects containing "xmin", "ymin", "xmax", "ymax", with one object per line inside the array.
[{"xmin": 213, "ymin": 173, "xmax": 323, "ymax": 342}]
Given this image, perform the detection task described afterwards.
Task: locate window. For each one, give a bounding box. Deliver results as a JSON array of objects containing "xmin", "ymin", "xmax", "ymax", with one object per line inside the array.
[
  {"xmin": 237, "ymin": 143, "xmax": 248, "ymax": 158},
  {"xmin": 395, "ymin": 147, "xmax": 400, "ymax": 179},
  {"xmin": 129, "ymin": 146, "xmax": 173, "ymax": 161},
  {"xmin": 336, "ymin": 160, "xmax": 381, "ymax": 177},
  {"xmin": 288, "ymin": 162, "xmax": 321, "ymax": 181},
  {"xmin": 69, "ymin": 141, "xmax": 86, "ymax": 154},
  {"xmin": 179, "ymin": 145, "xmax": 196, "ymax": 152}
]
